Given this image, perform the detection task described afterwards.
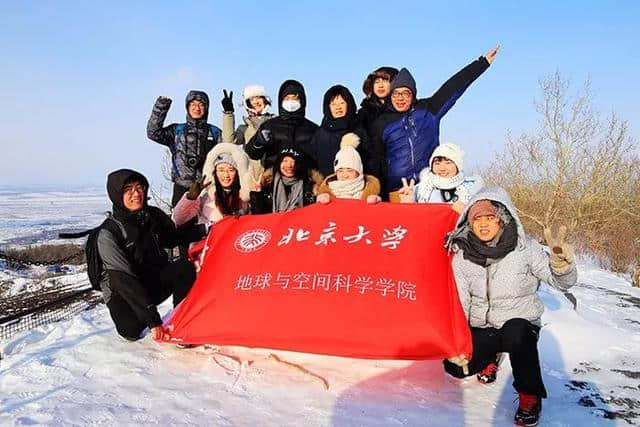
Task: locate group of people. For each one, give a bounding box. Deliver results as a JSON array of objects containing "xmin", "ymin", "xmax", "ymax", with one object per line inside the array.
[{"xmin": 96, "ymin": 45, "xmax": 577, "ymax": 426}]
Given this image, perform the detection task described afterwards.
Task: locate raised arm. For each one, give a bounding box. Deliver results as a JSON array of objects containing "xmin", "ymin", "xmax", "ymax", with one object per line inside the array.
[
  {"xmin": 426, "ymin": 45, "xmax": 499, "ymax": 119},
  {"xmin": 146, "ymin": 96, "xmax": 176, "ymax": 147},
  {"xmin": 221, "ymin": 90, "xmax": 238, "ymax": 144}
]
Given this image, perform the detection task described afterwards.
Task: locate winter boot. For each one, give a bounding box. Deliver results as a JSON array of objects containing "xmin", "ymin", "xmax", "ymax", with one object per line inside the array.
[
  {"xmin": 514, "ymin": 392, "xmax": 541, "ymax": 426},
  {"xmin": 477, "ymin": 354, "xmax": 500, "ymax": 384}
]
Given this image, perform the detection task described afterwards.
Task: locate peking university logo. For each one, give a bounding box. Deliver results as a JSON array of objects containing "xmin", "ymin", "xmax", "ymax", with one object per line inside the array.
[{"xmin": 234, "ymin": 229, "xmax": 272, "ymax": 253}]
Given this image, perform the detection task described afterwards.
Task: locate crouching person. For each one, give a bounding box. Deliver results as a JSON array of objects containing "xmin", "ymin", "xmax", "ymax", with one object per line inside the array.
[
  {"xmin": 98, "ymin": 169, "xmax": 205, "ymax": 341},
  {"xmin": 444, "ymin": 187, "xmax": 576, "ymax": 426},
  {"xmin": 315, "ymin": 133, "xmax": 381, "ymax": 204}
]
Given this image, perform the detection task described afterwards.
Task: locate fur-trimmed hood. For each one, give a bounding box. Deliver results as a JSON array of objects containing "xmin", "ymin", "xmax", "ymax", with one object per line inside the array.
[
  {"xmin": 201, "ymin": 143, "xmax": 251, "ymax": 202},
  {"xmin": 315, "ymin": 174, "xmax": 381, "ymax": 201}
]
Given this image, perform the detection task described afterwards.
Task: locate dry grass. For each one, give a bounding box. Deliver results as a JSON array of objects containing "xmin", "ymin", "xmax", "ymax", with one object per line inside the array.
[
  {"xmin": 480, "ymin": 71, "xmax": 639, "ymax": 279},
  {"xmin": 3, "ymin": 244, "xmax": 85, "ymax": 265}
]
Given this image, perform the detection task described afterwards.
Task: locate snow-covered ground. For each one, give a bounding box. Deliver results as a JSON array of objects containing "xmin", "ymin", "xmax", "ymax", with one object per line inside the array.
[{"xmin": 1, "ymin": 190, "xmax": 639, "ymax": 426}]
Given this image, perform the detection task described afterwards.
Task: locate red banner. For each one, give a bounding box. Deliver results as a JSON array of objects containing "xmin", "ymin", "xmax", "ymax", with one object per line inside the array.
[{"xmin": 161, "ymin": 200, "xmax": 471, "ymax": 360}]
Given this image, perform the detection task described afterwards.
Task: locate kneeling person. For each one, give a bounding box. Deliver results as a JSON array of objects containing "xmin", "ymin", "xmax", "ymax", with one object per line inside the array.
[
  {"xmin": 444, "ymin": 187, "xmax": 576, "ymax": 426},
  {"xmin": 98, "ymin": 169, "xmax": 203, "ymax": 341}
]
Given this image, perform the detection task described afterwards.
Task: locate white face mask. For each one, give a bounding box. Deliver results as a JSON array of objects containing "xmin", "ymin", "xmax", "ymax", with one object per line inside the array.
[{"xmin": 281, "ymin": 99, "xmax": 301, "ymax": 113}]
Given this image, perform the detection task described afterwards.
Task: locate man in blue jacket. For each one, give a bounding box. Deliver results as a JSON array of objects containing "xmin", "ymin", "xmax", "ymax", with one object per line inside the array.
[{"xmin": 370, "ymin": 46, "xmax": 499, "ymax": 200}]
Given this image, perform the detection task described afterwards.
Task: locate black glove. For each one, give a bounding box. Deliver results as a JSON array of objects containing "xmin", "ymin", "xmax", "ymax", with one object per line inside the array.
[
  {"xmin": 155, "ymin": 96, "xmax": 172, "ymax": 109},
  {"xmin": 221, "ymin": 90, "xmax": 234, "ymax": 113},
  {"xmin": 186, "ymin": 176, "xmax": 211, "ymax": 200}
]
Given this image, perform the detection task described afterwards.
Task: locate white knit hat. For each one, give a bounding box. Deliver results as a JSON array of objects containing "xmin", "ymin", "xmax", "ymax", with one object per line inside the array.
[
  {"xmin": 429, "ymin": 143, "xmax": 465, "ymax": 172},
  {"xmin": 334, "ymin": 133, "xmax": 363, "ymax": 175}
]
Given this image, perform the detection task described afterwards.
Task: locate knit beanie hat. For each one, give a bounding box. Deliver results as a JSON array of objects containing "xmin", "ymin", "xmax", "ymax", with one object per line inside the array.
[
  {"xmin": 333, "ymin": 133, "xmax": 363, "ymax": 175},
  {"xmin": 213, "ymin": 152, "xmax": 237, "ymax": 170},
  {"xmin": 430, "ymin": 143, "xmax": 465, "ymax": 172},
  {"xmin": 468, "ymin": 200, "xmax": 498, "ymax": 222},
  {"xmin": 390, "ymin": 68, "xmax": 417, "ymax": 96}
]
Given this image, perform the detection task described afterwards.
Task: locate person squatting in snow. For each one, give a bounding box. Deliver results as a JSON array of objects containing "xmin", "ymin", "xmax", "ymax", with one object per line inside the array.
[
  {"xmin": 396, "ymin": 143, "xmax": 483, "ymax": 213},
  {"xmin": 443, "ymin": 187, "xmax": 577, "ymax": 426},
  {"xmin": 97, "ymin": 169, "xmax": 206, "ymax": 341},
  {"xmin": 315, "ymin": 133, "xmax": 381, "ymax": 204},
  {"xmin": 369, "ymin": 46, "xmax": 499, "ymax": 201}
]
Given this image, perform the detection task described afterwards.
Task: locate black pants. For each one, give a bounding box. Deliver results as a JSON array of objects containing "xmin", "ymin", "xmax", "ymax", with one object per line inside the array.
[
  {"xmin": 444, "ymin": 318, "xmax": 547, "ymax": 398},
  {"xmin": 106, "ymin": 259, "xmax": 196, "ymax": 340},
  {"xmin": 171, "ymin": 183, "xmax": 190, "ymax": 259}
]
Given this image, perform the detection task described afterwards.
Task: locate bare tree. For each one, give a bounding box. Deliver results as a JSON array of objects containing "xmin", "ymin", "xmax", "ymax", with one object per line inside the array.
[
  {"xmin": 482, "ymin": 71, "xmax": 639, "ymax": 274},
  {"xmin": 149, "ymin": 150, "xmax": 173, "ymax": 214}
]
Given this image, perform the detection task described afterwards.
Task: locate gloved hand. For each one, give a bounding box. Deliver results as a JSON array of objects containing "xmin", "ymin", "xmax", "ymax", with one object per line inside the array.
[
  {"xmin": 544, "ymin": 225, "xmax": 575, "ymax": 275},
  {"xmin": 155, "ymin": 96, "xmax": 172, "ymax": 109},
  {"xmin": 186, "ymin": 176, "xmax": 211, "ymax": 200},
  {"xmin": 222, "ymin": 89, "xmax": 234, "ymax": 113},
  {"xmin": 447, "ymin": 354, "xmax": 470, "ymax": 375}
]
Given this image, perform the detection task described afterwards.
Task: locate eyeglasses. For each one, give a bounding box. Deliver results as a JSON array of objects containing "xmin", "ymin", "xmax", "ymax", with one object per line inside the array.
[
  {"xmin": 391, "ymin": 90, "xmax": 413, "ymax": 99},
  {"xmin": 123, "ymin": 184, "xmax": 145, "ymax": 194}
]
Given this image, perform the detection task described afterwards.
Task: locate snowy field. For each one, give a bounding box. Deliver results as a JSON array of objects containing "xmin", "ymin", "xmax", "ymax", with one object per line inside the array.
[{"xmin": 1, "ymin": 190, "xmax": 639, "ymax": 426}]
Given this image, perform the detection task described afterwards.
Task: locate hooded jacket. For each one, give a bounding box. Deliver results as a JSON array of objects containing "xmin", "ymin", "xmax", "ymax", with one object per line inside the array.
[
  {"xmin": 447, "ymin": 187, "xmax": 577, "ymax": 329},
  {"xmin": 370, "ymin": 57, "xmax": 490, "ymax": 195},
  {"xmin": 172, "ymin": 143, "xmax": 251, "ymax": 226},
  {"xmin": 308, "ymin": 85, "xmax": 369, "ymax": 177},
  {"xmin": 244, "ymin": 80, "xmax": 318, "ymax": 169},
  {"xmin": 147, "ymin": 91, "xmax": 222, "ymax": 188},
  {"xmin": 97, "ymin": 169, "xmax": 204, "ymax": 328}
]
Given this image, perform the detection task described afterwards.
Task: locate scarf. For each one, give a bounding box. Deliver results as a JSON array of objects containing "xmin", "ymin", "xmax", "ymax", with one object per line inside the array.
[
  {"xmin": 451, "ymin": 220, "xmax": 518, "ymax": 267},
  {"xmin": 415, "ymin": 171, "xmax": 470, "ymax": 203},
  {"xmin": 328, "ymin": 175, "xmax": 365, "ymax": 199},
  {"xmin": 272, "ymin": 173, "xmax": 304, "ymax": 212}
]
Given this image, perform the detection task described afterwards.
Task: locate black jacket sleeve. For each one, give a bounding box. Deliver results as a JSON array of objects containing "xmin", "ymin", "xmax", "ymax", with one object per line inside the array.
[
  {"xmin": 245, "ymin": 121, "xmax": 274, "ymax": 160},
  {"xmin": 146, "ymin": 97, "xmax": 176, "ymax": 147},
  {"xmin": 425, "ymin": 56, "xmax": 490, "ymax": 119},
  {"xmin": 97, "ymin": 229, "xmax": 162, "ymax": 328},
  {"xmin": 151, "ymin": 207, "xmax": 206, "ymax": 248}
]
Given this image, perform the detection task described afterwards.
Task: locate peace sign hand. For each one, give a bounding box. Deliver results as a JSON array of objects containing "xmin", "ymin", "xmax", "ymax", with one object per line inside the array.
[
  {"xmin": 485, "ymin": 45, "xmax": 500, "ymax": 65},
  {"xmin": 544, "ymin": 225, "xmax": 575, "ymax": 275},
  {"xmin": 222, "ymin": 89, "xmax": 234, "ymax": 113},
  {"xmin": 398, "ymin": 177, "xmax": 416, "ymax": 204},
  {"xmin": 251, "ymin": 172, "xmax": 264, "ymax": 192}
]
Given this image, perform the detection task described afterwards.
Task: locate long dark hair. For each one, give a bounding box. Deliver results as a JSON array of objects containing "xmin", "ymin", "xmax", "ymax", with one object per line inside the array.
[{"xmin": 214, "ymin": 171, "xmax": 242, "ymax": 215}]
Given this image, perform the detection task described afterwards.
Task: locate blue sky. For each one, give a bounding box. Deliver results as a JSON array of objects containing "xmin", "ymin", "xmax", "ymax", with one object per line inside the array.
[{"xmin": 1, "ymin": 1, "xmax": 638, "ymax": 187}]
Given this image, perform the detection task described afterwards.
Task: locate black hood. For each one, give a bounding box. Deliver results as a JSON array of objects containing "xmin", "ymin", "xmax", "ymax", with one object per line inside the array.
[
  {"xmin": 185, "ymin": 90, "xmax": 210, "ymax": 122},
  {"xmin": 106, "ymin": 169, "xmax": 149, "ymax": 213},
  {"xmin": 321, "ymin": 84, "xmax": 357, "ymax": 130},
  {"xmin": 278, "ymin": 79, "xmax": 307, "ymax": 117}
]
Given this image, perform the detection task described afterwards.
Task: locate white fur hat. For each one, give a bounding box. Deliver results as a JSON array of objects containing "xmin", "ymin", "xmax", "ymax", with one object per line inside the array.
[
  {"xmin": 430, "ymin": 143, "xmax": 465, "ymax": 172},
  {"xmin": 242, "ymin": 85, "xmax": 271, "ymax": 103},
  {"xmin": 334, "ymin": 133, "xmax": 363, "ymax": 174}
]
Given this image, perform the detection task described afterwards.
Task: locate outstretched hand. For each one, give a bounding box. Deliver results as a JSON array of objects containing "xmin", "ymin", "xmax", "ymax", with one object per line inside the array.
[
  {"xmin": 222, "ymin": 89, "xmax": 234, "ymax": 113},
  {"xmin": 398, "ymin": 177, "xmax": 416, "ymax": 204},
  {"xmin": 544, "ymin": 225, "xmax": 575, "ymax": 275},
  {"xmin": 186, "ymin": 176, "xmax": 212, "ymax": 200},
  {"xmin": 485, "ymin": 45, "xmax": 500, "ymax": 65}
]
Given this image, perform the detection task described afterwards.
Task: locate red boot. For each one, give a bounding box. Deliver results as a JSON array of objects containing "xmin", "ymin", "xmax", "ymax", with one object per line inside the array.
[{"xmin": 514, "ymin": 392, "xmax": 542, "ymax": 426}]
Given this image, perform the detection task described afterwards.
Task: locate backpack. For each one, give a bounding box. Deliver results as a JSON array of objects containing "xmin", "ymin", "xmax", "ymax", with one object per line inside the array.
[{"xmin": 59, "ymin": 214, "xmax": 132, "ymax": 291}]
